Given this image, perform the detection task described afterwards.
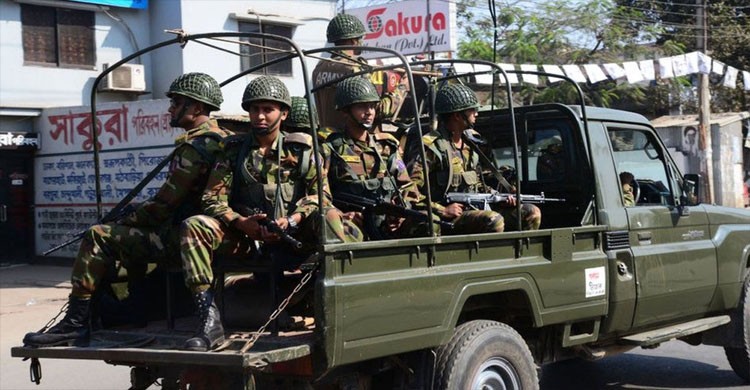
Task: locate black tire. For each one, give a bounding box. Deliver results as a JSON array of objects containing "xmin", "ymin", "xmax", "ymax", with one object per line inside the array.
[
  {"xmin": 725, "ymin": 273, "xmax": 749, "ymax": 382},
  {"xmin": 434, "ymin": 320, "xmax": 539, "ymax": 390}
]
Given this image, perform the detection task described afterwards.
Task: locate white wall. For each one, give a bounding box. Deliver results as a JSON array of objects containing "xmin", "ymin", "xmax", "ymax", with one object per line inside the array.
[
  {"xmin": 0, "ymin": 1, "xmax": 153, "ymax": 109},
  {"xmin": 152, "ymin": 0, "xmax": 336, "ymax": 114}
]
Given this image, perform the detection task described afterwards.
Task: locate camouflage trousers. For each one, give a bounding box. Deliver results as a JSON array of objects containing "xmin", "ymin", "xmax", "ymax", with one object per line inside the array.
[
  {"xmin": 70, "ymin": 222, "xmax": 181, "ymax": 298},
  {"xmin": 447, "ymin": 209, "xmax": 505, "ymax": 235},
  {"xmin": 181, "ymin": 209, "xmax": 362, "ymax": 292},
  {"xmin": 500, "ymin": 204, "xmax": 542, "ymax": 231}
]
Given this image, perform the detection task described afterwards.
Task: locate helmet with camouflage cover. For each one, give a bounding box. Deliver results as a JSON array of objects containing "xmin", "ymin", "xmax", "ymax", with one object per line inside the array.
[
  {"xmin": 327, "ymin": 13, "xmax": 366, "ymax": 43},
  {"xmin": 335, "ymin": 77, "xmax": 380, "ymax": 111},
  {"xmin": 434, "ymin": 84, "xmax": 479, "ymax": 115},
  {"xmin": 167, "ymin": 72, "xmax": 223, "ymax": 112},
  {"xmin": 241, "ymin": 76, "xmax": 292, "ymax": 111},
  {"xmin": 286, "ymin": 96, "xmax": 317, "ymax": 130}
]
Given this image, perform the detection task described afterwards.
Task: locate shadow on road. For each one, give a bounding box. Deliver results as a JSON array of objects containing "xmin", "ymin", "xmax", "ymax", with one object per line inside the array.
[{"xmin": 540, "ymin": 353, "xmax": 746, "ymax": 389}]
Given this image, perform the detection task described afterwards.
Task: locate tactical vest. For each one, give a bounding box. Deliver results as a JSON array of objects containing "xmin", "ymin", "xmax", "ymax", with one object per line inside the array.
[
  {"xmin": 327, "ymin": 132, "xmax": 402, "ymax": 239},
  {"xmin": 423, "ymin": 128, "xmax": 482, "ymax": 200},
  {"xmin": 229, "ymin": 132, "xmax": 313, "ymax": 219}
]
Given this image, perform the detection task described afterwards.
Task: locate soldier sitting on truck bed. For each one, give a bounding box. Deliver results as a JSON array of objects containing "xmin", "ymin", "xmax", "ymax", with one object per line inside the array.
[
  {"xmin": 324, "ymin": 77, "xmax": 428, "ymax": 239},
  {"xmin": 179, "ymin": 76, "xmax": 361, "ymax": 351},
  {"xmin": 405, "ymin": 83, "xmax": 526, "ymax": 234},
  {"xmin": 23, "ymin": 73, "xmax": 233, "ymax": 348}
]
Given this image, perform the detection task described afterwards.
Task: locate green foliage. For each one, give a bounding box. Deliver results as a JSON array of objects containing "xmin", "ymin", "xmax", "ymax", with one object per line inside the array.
[{"xmin": 455, "ymin": 0, "xmax": 749, "ymax": 114}]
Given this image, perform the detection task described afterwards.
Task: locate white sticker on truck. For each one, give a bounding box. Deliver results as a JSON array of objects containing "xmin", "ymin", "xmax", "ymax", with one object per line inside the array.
[{"xmin": 585, "ymin": 266, "xmax": 606, "ymax": 298}]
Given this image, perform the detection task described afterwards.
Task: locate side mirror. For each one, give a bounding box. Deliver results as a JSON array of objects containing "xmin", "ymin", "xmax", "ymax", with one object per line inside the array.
[{"xmin": 683, "ymin": 173, "xmax": 701, "ymax": 206}]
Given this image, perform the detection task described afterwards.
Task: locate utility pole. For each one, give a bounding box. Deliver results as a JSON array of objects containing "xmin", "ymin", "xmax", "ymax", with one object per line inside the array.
[{"xmin": 697, "ymin": 0, "xmax": 713, "ymax": 203}]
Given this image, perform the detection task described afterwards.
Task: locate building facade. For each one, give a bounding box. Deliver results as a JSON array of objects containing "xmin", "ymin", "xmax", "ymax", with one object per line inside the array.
[
  {"xmin": 0, "ymin": 0, "xmax": 337, "ymax": 263},
  {"xmin": 653, "ymin": 112, "xmax": 750, "ymax": 208}
]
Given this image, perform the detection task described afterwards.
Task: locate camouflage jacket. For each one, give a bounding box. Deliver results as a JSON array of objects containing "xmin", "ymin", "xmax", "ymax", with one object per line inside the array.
[
  {"xmin": 325, "ymin": 130, "xmax": 417, "ymax": 204},
  {"xmin": 201, "ymin": 131, "xmax": 327, "ymax": 227},
  {"xmin": 406, "ymin": 126, "xmax": 487, "ymax": 218},
  {"xmin": 123, "ymin": 119, "xmax": 232, "ymax": 227}
]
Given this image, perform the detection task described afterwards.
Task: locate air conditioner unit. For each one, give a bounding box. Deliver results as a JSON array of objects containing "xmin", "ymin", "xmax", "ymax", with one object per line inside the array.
[{"xmin": 98, "ymin": 63, "xmax": 146, "ymax": 92}]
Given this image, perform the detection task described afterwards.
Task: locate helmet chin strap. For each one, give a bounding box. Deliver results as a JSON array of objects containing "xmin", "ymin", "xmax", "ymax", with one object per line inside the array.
[
  {"xmin": 170, "ymin": 102, "xmax": 191, "ymax": 128},
  {"xmin": 459, "ymin": 111, "xmax": 475, "ymax": 130},
  {"xmin": 348, "ymin": 112, "xmax": 373, "ymax": 131},
  {"xmin": 253, "ymin": 114, "xmax": 283, "ymax": 135}
]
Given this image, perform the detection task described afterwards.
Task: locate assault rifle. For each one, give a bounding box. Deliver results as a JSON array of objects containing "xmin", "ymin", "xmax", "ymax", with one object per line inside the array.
[
  {"xmin": 445, "ymin": 191, "xmax": 566, "ymax": 211},
  {"xmin": 236, "ymin": 206, "xmax": 303, "ymax": 249},
  {"xmin": 333, "ymin": 192, "xmax": 454, "ymax": 230}
]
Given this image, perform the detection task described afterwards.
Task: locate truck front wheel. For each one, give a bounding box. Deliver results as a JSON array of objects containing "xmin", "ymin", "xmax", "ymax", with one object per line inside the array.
[
  {"xmin": 434, "ymin": 320, "xmax": 538, "ymax": 390},
  {"xmin": 725, "ymin": 273, "xmax": 749, "ymax": 382}
]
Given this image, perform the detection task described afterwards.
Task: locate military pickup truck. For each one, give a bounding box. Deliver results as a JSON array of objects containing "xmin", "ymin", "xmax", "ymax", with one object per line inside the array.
[{"xmin": 12, "ymin": 38, "xmax": 750, "ymax": 389}]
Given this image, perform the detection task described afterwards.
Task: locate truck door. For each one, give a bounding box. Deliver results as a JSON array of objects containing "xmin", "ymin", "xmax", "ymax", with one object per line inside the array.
[{"xmin": 606, "ymin": 125, "xmax": 716, "ymax": 328}]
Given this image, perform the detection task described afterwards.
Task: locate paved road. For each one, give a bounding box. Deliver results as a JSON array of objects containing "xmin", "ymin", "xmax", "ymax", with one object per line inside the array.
[{"xmin": 1, "ymin": 264, "xmax": 747, "ymax": 389}]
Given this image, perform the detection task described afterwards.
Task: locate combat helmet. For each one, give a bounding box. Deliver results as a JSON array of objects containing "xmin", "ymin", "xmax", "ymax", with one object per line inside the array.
[
  {"xmin": 286, "ymin": 96, "xmax": 317, "ymax": 130},
  {"xmin": 335, "ymin": 77, "xmax": 380, "ymax": 111},
  {"xmin": 241, "ymin": 76, "xmax": 292, "ymax": 111},
  {"xmin": 434, "ymin": 84, "xmax": 479, "ymax": 115},
  {"xmin": 327, "ymin": 13, "xmax": 366, "ymax": 43},
  {"xmin": 167, "ymin": 72, "xmax": 224, "ymax": 112}
]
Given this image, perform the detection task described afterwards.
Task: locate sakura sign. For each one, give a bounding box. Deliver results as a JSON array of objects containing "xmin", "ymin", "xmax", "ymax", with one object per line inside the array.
[{"xmin": 347, "ymin": 0, "xmax": 456, "ymax": 58}]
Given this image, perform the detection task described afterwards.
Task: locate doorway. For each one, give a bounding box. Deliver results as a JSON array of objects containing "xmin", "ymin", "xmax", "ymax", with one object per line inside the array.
[{"xmin": 0, "ymin": 151, "xmax": 34, "ymax": 265}]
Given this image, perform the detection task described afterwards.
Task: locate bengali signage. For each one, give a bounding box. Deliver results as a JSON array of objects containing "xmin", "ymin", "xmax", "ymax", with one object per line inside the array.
[
  {"xmin": 347, "ymin": 0, "xmax": 456, "ymax": 58},
  {"xmin": 0, "ymin": 132, "xmax": 39, "ymax": 150},
  {"xmin": 35, "ymin": 99, "xmax": 176, "ymax": 256}
]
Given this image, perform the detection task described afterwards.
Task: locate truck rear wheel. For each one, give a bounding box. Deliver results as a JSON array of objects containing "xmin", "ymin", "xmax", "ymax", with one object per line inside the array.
[
  {"xmin": 725, "ymin": 274, "xmax": 749, "ymax": 382},
  {"xmin": 434, "ymin": 320, "xmax": 538, "ymax": 390}
]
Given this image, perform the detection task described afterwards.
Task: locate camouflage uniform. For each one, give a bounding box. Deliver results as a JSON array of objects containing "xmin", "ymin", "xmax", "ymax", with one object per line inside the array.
[
  {"xmin": 24, "ymin": 72, "xmax": 230, "ymax": 348},
  {"xmin": 326, "ymin": 130, "xmax": 423, "ymax": 239},
  {"xmin": 325, "ymin": 77, "xmax": 424, "ymax": 239},
  {"xmin": 312, "ymin": 13, "xmax": 368, "ymax": 129},
  {"xmin": 181, "ymin": 76, "xmax": 361, "ymax": 292},
  {"xmin": 407, "ymin": 125, "xmax": 505, "ymax": 234},
  {"xmin": 71, "ymin": 120, "xmax": 232, "ymax": 297}
]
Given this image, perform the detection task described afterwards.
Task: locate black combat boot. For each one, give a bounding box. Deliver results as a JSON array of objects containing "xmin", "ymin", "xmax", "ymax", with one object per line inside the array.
[
  {"xmin": 183, "ymin": 289, "xmax": 225, "ymax": 351},
  {"xmin": 23, "ymin": 296, "xmax": 91, "ymax": 347}
]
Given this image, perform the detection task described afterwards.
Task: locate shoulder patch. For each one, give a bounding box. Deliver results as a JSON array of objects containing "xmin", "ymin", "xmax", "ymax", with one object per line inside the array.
[
  {"xmin": 284, "ymin": 132, "xmax": 313, "ymax": 148},
  {"xmin": 422, "ymin": 133, "xmax": 438, "ymax": 146}
]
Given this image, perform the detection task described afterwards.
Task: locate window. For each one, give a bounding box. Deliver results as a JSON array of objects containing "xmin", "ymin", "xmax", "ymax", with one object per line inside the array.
[
  {"xmin": 239, "ymin": 21, "xmax": 294, "ymax": 76},
  {"xmin": 608, "ymin": 128, "xmax": 677, "ymax": 206},
  {"xmin": 21, "ymin": 4, "xmax": 95, "ymax": 68},
  {"xmin": 493, "ymin": 126, "xmax": 567, "ymax": 182}
]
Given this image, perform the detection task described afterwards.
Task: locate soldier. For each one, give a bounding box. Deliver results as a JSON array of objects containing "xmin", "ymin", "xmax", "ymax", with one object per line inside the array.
[
  {"xmin": 325, "ymin": 77, "xmax": 423, "ymax": 239},
  {"xmin": 179, "ymin": 76, "xmax": 361, "ymax": 350},
  {"xmin": 23, "ymin": 72, "xmax": 232, "ymax": 347},
  {"xmin": 312, "ymin": 13, "xmax": 407, "ymax": 130},
  {"xmin": 313, "ymin": 13, "xmax": 369, "ymax": 129},
  {"xmin": 284, "ymin": 96, "xmax": 336, "ymax": 156},
  {"xmin": 284, "ymin": 96, "xmax": 315, "ymax": 134},
  {"xmin": 406, "ymin": 83, "xmax": 512, "ymax": 234}
]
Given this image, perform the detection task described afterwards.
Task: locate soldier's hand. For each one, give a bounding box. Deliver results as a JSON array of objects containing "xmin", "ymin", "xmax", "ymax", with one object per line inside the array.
[
  {"xmin": 505, "ymin": 195, "xmax": 517, "ymax": 207},
  {"xmin": 342, "ymin": 211, "xmax": 364, "ymax": 227},
  {"xmin": 443, "ymin": 203, "xmax": 464, "ymax": 219},
  {"xmin": 259, "ymin": 225, "xmax": 280, "ymax": 242},
  {"xmin": 234, "ymin": 214, "xmax": 265, "ymax": 240}
]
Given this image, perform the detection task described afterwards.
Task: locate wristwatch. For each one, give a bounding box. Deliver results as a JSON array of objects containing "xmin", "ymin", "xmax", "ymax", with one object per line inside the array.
[{"xmin": 286, "ymin": 216, "xmax": 298, "ymax": 232}]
